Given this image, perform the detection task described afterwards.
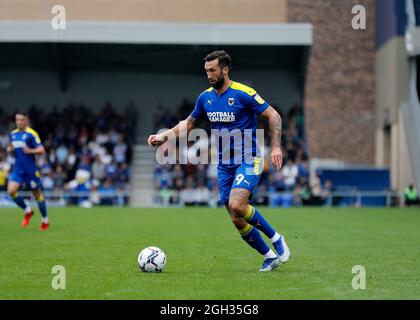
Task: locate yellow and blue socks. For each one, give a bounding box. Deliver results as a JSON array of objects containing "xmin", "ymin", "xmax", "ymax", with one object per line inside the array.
[
  {"xmin": 35, "ymin": 194, "xmax": 48, "ymax": 224},
  {"xmin": 11, "ymin": 193, "xmax": 31, "ymax": 213},
  {"xmin": 239, "ymin": 224, "xmax": 277, "ymax": 259},
  {"xmin": 244, "ymin": 205, "xmax": 281, "ymax": 244}
]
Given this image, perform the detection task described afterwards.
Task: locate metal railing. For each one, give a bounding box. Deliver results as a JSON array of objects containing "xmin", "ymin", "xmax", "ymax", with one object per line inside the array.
[
  {"xmin": 0, "ymin": 190, "xmax": 405, "ymax": 208},
  {"xmin": 0, "ymin": 190, "xmax": 130, "ymax": 208},
  {"xmin": 153, "ymin": 191, "xmax": 402, "ymax": 208}
]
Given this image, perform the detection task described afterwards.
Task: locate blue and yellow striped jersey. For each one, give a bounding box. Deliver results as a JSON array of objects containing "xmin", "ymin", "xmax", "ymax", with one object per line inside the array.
[
  {"xmin": 190, "ymin": 81, "xmax": 269, "ymax": 165},
  {"xmin": 9, "ymin": 127, "xmax": 42, "ymax": 171}
]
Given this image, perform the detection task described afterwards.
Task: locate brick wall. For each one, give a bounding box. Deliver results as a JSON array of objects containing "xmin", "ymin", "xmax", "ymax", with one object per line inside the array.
[{"xmin": 288, "ymin": 0, "xmax": 376, "ymax": 164}]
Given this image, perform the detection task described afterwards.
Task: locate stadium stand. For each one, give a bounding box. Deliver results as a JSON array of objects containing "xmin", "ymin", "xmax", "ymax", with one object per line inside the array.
[{"xmin": 0, "ymin": 103, "xmax": 136, "ymax": 206}]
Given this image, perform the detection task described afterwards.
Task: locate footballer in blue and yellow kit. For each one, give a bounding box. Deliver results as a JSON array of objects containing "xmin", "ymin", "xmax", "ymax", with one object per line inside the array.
[
  {"xmin": 191, "ymin": 80, "xmax": 267, "ymax": 206},
  {"xmin": 148, "ymin": 51, "xmax": 291, "ymax": 271},
  {"xmin": 7, "ymin": 112, "xmax": 50, "ymax": 230}
]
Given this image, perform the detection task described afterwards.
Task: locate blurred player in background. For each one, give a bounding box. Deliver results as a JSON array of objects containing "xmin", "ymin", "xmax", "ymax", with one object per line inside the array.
[
  {"xmin": 148, "ymin": 51, "xmax": 290, "ymax": 272},
  {"xmin": 7, "ymin": 112, "xmax": 49, "ymax": 231}
]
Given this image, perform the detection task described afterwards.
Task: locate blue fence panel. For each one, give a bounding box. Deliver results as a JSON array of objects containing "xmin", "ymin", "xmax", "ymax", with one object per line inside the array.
[{"xmin": 317, "ymin": 168, "xmax": 391, "ymax": 207}]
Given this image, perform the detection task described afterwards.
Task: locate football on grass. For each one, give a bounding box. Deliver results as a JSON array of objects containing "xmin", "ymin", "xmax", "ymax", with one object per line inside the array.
[{"xmin": 138, "ymin": 246, "xmax": 167, "ymax": 272}]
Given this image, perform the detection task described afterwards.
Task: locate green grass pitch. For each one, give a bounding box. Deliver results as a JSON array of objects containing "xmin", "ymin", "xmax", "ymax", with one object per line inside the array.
[{"xmin": 0, "ymin": 207, "xmax": 419, "ymax": 300}]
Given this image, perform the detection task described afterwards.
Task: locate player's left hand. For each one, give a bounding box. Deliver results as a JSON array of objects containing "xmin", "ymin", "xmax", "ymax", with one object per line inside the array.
[{"xmin": 271, "ymin": 146, "xmax": 283, "ymax": 170}]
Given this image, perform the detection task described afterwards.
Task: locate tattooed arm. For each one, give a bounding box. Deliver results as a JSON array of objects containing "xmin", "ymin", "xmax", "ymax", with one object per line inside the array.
[{"xmin": 261, "ymin": 106, "xmax": 283, "ymax": 170}]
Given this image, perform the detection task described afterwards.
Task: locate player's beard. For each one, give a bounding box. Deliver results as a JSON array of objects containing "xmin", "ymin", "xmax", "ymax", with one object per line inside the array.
[{"xmin": 210, "ymin": 74, "xmax": 225, "ymax": 90}]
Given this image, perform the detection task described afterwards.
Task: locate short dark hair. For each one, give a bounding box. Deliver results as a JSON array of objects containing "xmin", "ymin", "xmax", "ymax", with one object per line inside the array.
[
  {"xmin": 15, "ymin": 111, "xmax": 28, "ymax": 118},
  {"xmin": 204, "ymin": 50, "xmax": 232, "ymax": 70}
]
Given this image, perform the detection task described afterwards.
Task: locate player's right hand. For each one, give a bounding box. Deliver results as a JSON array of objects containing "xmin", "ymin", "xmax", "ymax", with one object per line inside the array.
[
  {"xmin": 6, "ymin": 144, "xmax": 14, "ymax": 154},
  {"xmin": 147, "ymin": 134, "xmax": 164, "ymax": 147}
]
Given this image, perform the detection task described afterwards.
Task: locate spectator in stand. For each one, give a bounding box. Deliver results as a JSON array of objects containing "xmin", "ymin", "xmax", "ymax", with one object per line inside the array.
[
  {"xmin": 88, "ymin": 132, "xmax": 103, "ymax": 158},
  {"xmin": 309, "ymin": 172, "xmax": 323, "ymax": 205},
  {"xmin": 282, "ymin": 159, "xmax": 299, "ymax": 191},
  {"xmin": 297, "ymin": 159, "xmax": 310, "ymax": 181},
  {"xmin": 206, "ymin": 163, "xmax": 218, "ymax": 191},
  {"xmin": 270, "ymin": 168, "xmax": 284, "ymax": 191},
  {"xmin": 109, "ymin": 128, "xmax": 121, "ymax": 146},
  {"xmin": 404, "ymin": 184, "xmax": 419, "ymax": 207},
  {"xmin": 99, "ymin": 177, "xmax": 117, "ymax": 206},
  {"xmin": 96, "ymin": 129, "xmax": 110, "ymax": 146},
  {"xmin": 195, "ymin": 163, "xmax": 207, "ymax": 182},
  {"xmin": 321, "ymin": 180, "xmax": 334, "ymax": 206},
  {"xmin": 115, "ymin": 162, "xmax": 130, "ymax": 189},
  {"xmin": 78, "ymin": 154, "xmax": 91, "ymax": 173},
  {"xmin": 184, "ymin": 162, "xmax": 196, "ymax": 178},
  {"xmin": 91, "ymin": 155, "xmax": 106, "ymax": 182},
  {"xmin": 56, "ymin": 144, "xmax": 69, "ymax": 165},
  {"xmin": 294, "ymin": 180, "xmax": 311, "ymax": 206},
  {"xmin": 195, "ymin": 180, "xmax": 211, "ymax": 206},
  {"xmin": 41, "ymin": 172, "xmax": 54, "ymax": 191},
  {"xmin": 105, "ymin": 160, "xmax": 117, "ymax": 181},
  {"xmin": 171, "ymin": 164, "xmax": 184, "ymax": 185},
  {"xmin": 113, "ymin": 136, "xmax": 127, "ymax": 164},
  {"xmin": 48, "ymin": 148, "xmax": 56, "ymax": 166},
  {"xmin": 89, "ymin": 185, "xmax": 102, "ymax": 206},
  {"xmin": 102, "ymin": 149, "xmax": 114, "ymax": 166},
  {"xmin": 0, "ymin": 130, "xmax": 9, "ymax": 150},
  {"xmin": 67, "ymin": 146, "xmax": 77, "ymax": 169},
  {"xmin": 78, "ymin": 126, "xmax": 90, "ymax": 146},
  {"xmin": 155, "ymin": 163, "xmax": 172, "ymax": 189},
  {"xmin": 181, "ymin": 176, "xmax": 196, "ymax": 206},
  {"xmin": 284, "ymin": 141, "xmax": 297, "ymax": 162},
  {"xmin": 169, "ymin": 189, "xmax": 181, "ymax": 205},
  {"xmin": 169, "ymin": 178, "xmax": 184, "ymax": 205},
  {"xmin": 52, "ymin": 165, "xmax": 66, "ymax": 190}
]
